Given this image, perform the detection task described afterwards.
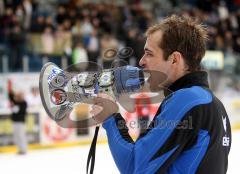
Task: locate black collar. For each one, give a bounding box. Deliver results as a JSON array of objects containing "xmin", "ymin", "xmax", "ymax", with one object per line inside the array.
[{"xmin": 164, "ymin": 71, "xmax": 209, "ymax": 97}]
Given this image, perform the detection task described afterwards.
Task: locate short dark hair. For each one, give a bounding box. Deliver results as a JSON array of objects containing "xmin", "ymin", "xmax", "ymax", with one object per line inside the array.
[{"xmin": 146, "ymin": 15, "xmax": 208, "ymax": 71}]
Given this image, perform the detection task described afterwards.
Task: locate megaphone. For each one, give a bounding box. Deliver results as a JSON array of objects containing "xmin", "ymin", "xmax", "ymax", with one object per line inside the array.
[
  {"xmin": 39, "ymin": 62, "xmax": 169, "ymax": 174},
  {"xmin": 39, "ymin": 62, "xmax": 147, "ymax": 128}
]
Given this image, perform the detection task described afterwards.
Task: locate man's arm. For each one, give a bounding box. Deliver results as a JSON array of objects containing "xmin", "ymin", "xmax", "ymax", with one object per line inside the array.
[
  {"xmin": 103, "ymin": 87, "xmax": 212, "ymax": 173},
  {"xmin": 8, "ymin": 90, "xmax": 17, "ymax": 104},
  {"xmin": 103, "ymin": 114, "xmax": 135, "ymax": 174}
]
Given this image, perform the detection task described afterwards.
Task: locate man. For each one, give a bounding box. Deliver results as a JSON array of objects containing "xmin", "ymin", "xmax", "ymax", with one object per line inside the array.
[
  {"xmin": 91, "ymin": 15, "xmax": 231, "ymax": 173},
  {"xmin": 9, "ymin": 90, "xmax": 28, "ymax": 154}
]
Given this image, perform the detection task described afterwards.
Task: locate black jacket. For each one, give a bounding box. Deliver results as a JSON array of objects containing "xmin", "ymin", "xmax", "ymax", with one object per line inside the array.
[
  {"xmin": 9, "ymin": 92, "xmax": 27, "ymax": 122},
  {"xmin": 103, "ymin": 71, "xmax": 231, "ymax": 174}
]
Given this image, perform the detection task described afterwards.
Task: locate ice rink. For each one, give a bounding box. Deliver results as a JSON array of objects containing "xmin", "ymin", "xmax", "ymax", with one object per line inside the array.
[{"xmin": 0, "ymin": 131, "xmax": 239, "ymax": 174}]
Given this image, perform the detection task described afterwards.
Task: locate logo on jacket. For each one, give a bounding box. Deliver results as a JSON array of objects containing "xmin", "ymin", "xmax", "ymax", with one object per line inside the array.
[
  {"xmin": 222, "ymin": 116, "xmax": 227, "ymax": 132},
  {"xmin": 222, "ymin": 115, "xmax": 230, "ymax": 147}
]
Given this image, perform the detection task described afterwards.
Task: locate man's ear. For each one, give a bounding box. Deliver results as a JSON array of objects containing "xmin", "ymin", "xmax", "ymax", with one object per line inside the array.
[
  {"xmin": 172, "ymin": 57, "xmax": 177, "ymax": 64},
  {"xmin": 171, "ymin": 51, "xmax": 182, "ymax": 65},
  {"xmin": 172, "ymin": 51, "xmax": 189, "ymax": 71}
]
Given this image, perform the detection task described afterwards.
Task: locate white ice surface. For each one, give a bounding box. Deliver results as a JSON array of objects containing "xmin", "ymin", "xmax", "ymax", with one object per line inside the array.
[{"xmin": 0, "ymin": 131, "xmax": 239, "ymax": 174}]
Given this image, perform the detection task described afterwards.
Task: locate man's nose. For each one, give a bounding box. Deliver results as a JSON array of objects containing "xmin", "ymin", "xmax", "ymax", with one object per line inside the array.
[{"xmin": 139, "ymin": 56, "xmax": 145, "ymax": 67}]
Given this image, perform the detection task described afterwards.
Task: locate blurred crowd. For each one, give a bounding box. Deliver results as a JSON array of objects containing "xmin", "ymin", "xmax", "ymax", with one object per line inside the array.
[{"xmin": 0, "ymin": 0, "xmax": 240, "ymax": 73}]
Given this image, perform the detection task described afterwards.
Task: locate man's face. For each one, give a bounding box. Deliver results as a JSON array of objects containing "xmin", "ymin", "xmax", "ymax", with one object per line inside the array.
[
  {"xmin": 139, "ymin": 31, "xmax": 173, "ymax": 91},
  {"xmin": 15, "ymin": 92, "xmax": 24, "ymax": 102}
]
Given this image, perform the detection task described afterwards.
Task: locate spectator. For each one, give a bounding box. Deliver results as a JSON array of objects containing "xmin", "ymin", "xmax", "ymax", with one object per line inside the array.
[
  {"xmin": 87, "ymin": 29, "xmax": 100, "ymax": 63},
  {"xmin": 100, "ymin": 33, "xmax": 119, "ymax": 68},
  {"xmin": 125, "ymin": 28, "xmax": 139, "ymax": 63},
  {"xmin": 2, "ymin": 7, "xmax": 14, "ymax": 42},
  {"xmin": 22, "ymin": 0, "xmax": 32, "ymax": 30},
  {"xmin": 218, "ymin": 1, "xmax": 229, "ymax": 21},
  {"xmin": 224, "ymin": 30, "xmax": 234, "ymax": 52},
  {"xmin": 15, "ymin": 5, "xmax": 24, "ymax": 26},
  {"xmin": 69, "ymin": 8, "xmax": 77, "ymax": 25},
  {"xmin": 81, "ymin": 17, "xmax": 93, "ymax": 36},
  {"xmin": 56, "ymin": 5, "xmax": 68, "ymax": 25},
  {"xmin": 30, "ymin": 15, "xmax": 45, "ymax": 33},
  {"xmin": 54, "ymin": 24, "xmax": 72, "ymax": 55},
  {"xmin": 72, "ymin": 42, "xmax": 88, "ymax": 70},
  {"xmin": 8, "ymin": 23, "xmax": 25, "ymax": 71},
  {"xmin": 0, "ymin": 0, "xmax": 4, "ymax": 16},
  {"xmin": 71, "ymin": 19, "xmax": 83, "ymax": 46},
  {"xmin": 233, "ymin": 34, "xmax": 240, "ymax": 53},
  {"xmin": 63, "ymin": 19, "xmax": 72, "ymax": 31},
  {"xmin": 0, "ymin": 0, "xmax": 240, "ymax": 76},
  {"xmin": 41, "ymin": 26, "xmax": 54, "ymax": 55},
  {"xmin": 215, "ymin": 34, "xmax": 225, "ymax": 51},
  {"xmin": 45, "ymin": 16, "xmax": 55, "ymax": 31}
]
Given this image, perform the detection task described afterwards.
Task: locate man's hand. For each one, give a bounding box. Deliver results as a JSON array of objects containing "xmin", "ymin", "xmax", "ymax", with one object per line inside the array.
[{"xmin": 89, "ymin": 93, "xmax": 119, "ymax": 123}]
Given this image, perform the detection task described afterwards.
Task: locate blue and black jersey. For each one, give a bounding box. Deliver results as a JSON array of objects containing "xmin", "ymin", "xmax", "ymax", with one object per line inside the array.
[{"xmin": 102, "ymin": 71, "xmax": 231, "ymax": 174}]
